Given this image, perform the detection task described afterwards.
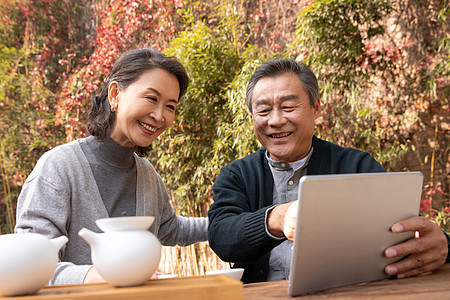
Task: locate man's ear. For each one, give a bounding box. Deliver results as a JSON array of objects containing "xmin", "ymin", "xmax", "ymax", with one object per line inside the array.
[{"xmin": 313, "ymin": 98, "xmax": 321, "ymax": 119}]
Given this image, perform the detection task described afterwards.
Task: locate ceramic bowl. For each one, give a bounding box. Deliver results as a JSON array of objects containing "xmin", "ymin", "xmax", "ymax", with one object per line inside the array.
[
  {"xmin": 157, "ymin": 274, "xmax": 178, "ymax": 279},
  {"xmin": 96, "ymin": 216, "xmax": 154, "ymax": 232},
  {"xmin": 205, "ymin": 268, "xmax": 244, "ymax": 281}
]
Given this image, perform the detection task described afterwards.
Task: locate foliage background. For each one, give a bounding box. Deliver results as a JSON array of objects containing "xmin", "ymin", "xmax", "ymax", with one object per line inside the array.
[{"xmin": 1, "ymin": 0, "xmax": 448, "ymax": 239}]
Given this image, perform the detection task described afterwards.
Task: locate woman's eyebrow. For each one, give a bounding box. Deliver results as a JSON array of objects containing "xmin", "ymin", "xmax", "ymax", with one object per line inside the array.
[{"xmin": 143, "ymin": 87, "xmax": 161, "ymax": 97}]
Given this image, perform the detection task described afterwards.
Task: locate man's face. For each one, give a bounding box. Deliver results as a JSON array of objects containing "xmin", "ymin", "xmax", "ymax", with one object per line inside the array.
[{"xmin": 251, "ymin": 72, "xmax": 321, "ymax": 162}]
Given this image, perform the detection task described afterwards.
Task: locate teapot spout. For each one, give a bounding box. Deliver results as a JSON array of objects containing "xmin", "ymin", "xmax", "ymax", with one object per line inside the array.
[
  {"xmin": 51, "ymin": 235, "xmax": 68, "ymax": 251},
  {"xmin": 78, "ymin": 228, "xmax": 99, "ymax": 246}
]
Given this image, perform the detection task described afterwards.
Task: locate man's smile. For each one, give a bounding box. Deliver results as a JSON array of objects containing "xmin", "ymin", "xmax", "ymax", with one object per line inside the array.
[{"xmin": 269, "ymin": 132, "xmax": 292, "ymax": 138}]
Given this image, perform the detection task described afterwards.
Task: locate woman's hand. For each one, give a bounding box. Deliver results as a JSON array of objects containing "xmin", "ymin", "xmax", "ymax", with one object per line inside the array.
[
  {"xmin": 84, "ymin": 267, "xmax": 163, "ymax": 283},
  {"xmin": 83, "ymin": 267, "xmax": 106, "ymax": 284}
]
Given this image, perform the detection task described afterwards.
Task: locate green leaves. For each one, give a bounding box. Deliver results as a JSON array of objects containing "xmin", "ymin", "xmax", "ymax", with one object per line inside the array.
[
  {"xmin": 0, "ymin": 45, "xmax": 65, "ymax": 233},
  {"xmin": 294, "ymin": 0, "xmax": 392, "ymax": 92},
  {"xmin": 151, "ymin": 11, "xmax": 270, "ymax": 216},
  {"xmin": 150, "ymin": 21, "xmax": 242, "ymax": 215},
  {"xmin": 1, "ymin": 0, "xmax": 448, "ymax": 228},
  {"xmin": 292, "ymin": 0, "xmax": 449, "ymax": 217}
]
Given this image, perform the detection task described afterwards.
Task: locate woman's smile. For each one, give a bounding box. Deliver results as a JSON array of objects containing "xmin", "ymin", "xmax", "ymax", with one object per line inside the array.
[{"xmin": 138, "ymin": 120, "xmax": 157, "ymax": 134}]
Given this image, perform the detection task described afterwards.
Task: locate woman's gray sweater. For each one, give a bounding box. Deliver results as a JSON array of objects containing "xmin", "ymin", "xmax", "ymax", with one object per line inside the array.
[{"xmin": 15, "ymin": 137, "xmax": 208, "ymax": 285}]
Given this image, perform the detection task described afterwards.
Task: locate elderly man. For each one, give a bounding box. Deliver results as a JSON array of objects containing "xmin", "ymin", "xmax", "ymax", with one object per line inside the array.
[{"xmin": 208, "ymin": 58, "xmax": 450, "ymax": 284}]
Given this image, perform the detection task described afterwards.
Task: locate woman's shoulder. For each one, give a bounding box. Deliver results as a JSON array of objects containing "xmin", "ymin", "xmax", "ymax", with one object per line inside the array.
[
  {"xmin": 29, "ymin": 139, "xmax": 89, "ymax": 182},
  {"xmin": 37, "ymin": 139, "xmax": 84, "ymax": 165},
  {"xmin": 24, "ymin": 139, "xmax": 87, "ymax": 185}
]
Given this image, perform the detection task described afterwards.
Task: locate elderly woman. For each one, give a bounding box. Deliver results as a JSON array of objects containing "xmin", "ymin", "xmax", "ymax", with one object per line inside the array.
[{"xmin": 15, "ymin": 48, "xmax": 207, "ymax": 285}]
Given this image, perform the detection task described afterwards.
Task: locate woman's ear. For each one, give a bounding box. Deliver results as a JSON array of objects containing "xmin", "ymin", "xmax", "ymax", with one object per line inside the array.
[{"xmin": 108, "ymin": 81, "xmax": 119, "ymax": 112}]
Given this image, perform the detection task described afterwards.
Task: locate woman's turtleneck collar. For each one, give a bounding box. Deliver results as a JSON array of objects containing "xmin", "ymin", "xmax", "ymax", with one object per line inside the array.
[{"xmin": 86, "ymin": 136, "xmax": 135, "ymax": 168}]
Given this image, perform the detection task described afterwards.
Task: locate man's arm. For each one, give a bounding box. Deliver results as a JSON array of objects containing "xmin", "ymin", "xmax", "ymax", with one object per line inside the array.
[
  {"xmin": 208, "ymin": 166, "xmax": 282, "ymax": 263},
  {"xmin": 384, "ymin": 216, "xmax": 449, "ymax": 278}
]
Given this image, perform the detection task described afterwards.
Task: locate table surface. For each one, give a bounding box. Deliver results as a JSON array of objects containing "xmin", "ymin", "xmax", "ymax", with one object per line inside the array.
[
  {"xmin": 0, "ymin": 275, "xmax": 244, "ymax": 300},
  {"xmin": 2, "ymin": 264, "xmax": 449, "ymax": 299},
  {"xmin": 243, "ymin": 264, "xmax": 450, "ymax": 299}
]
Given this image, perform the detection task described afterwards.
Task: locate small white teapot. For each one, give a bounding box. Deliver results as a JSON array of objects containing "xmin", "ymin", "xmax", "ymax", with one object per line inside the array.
[
  {"xmin": 79, "ymin": 216, "xmax": 161, "ymax": 287},
  {"xmin": 0, "ymin": 233, "xmax": 68, "ymax": 296}
]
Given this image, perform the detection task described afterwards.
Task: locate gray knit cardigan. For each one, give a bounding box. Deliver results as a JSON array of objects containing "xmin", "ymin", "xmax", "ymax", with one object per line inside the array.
[{"xmin": 15, "ymin": 138, "xmax": 208, "ymax": 285}]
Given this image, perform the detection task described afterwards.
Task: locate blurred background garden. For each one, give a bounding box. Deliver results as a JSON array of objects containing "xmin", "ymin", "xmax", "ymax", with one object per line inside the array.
[{"xmin": 0, "ymin": 0, "xmax": 448, "ymax": 276}]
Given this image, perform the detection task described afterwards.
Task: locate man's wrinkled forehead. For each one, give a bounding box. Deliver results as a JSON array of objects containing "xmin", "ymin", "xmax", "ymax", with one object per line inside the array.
[{"xmin": 251, "ymin": 72, "xmax": 301, "ymax": 99}]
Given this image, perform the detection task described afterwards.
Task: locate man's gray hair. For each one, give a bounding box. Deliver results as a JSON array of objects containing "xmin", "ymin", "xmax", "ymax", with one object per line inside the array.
[{"xmin": 246, "ymin": 58, "xmax": 319, "ymax": 113}]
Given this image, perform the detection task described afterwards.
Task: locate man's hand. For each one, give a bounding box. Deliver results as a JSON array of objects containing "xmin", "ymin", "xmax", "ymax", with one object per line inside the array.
[
  {"xmin": 267, "ymin": 200, "xmax": 298, "ymax": 241},
  {"xmin": 384, "ymin": 216, "xmax": 448, "ymax": 278}
]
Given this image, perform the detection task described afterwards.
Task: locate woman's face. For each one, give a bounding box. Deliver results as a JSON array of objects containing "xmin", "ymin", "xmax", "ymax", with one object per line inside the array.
[{"xmin": 108, "ymin": 68, "xmax": 180, "ymax": 148}]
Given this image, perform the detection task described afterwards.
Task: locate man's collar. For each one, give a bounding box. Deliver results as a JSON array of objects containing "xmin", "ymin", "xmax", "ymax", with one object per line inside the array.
[{"xmin": 265, "ymin": 147, "xmax": 314, "ymax": 172}]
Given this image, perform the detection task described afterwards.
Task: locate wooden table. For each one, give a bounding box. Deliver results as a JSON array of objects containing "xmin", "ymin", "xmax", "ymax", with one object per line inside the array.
[
  {"xmin": 0, "ymin": 275, "xmax": 244, "ymax": 300},
  {"xmin": 243, "ymin": 264, "xmax": 450, "ymax": 299},
  {"xmin": 2, "ymin": 265, "xmax": 449, "ymax": 299}
]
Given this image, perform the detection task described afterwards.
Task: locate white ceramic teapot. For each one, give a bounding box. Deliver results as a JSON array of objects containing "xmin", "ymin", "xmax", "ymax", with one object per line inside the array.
[
  {"xmin": 79, "ymin": 216, "xmax": 161, "ymax": 287},
  {"xmin": 0, "ymin": 233, "xmax": 68, "ymax": 296}
]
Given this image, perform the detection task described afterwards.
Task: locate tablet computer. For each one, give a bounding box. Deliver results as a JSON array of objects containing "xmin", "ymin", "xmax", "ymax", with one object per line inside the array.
[{"xmin": 288, "ymin": 172, "xmax": 423, "ymax": 296}]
